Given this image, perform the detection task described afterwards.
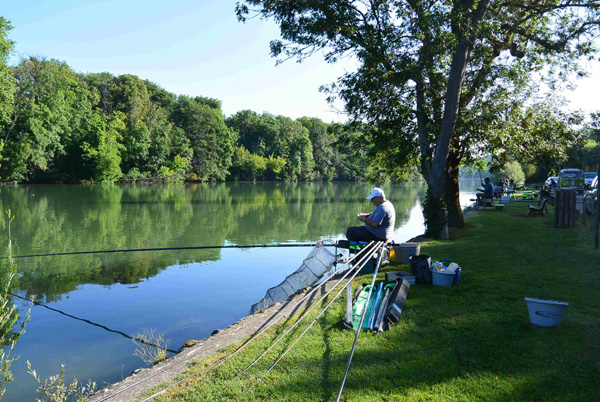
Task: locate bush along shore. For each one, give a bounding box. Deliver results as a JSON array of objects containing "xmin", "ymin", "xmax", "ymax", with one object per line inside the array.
[{"xmin": 137, "ymin": 201, "xmax": 599, "ymax": 401}]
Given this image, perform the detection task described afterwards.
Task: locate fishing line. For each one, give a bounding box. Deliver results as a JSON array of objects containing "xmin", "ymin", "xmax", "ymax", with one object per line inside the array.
[
  {"xmin": 236, "ymin": 242, "xmax": 380, "ymax": 380},
  {"xmin": 336, "ymin": 243, "xmax": 386, "ymax": 402},
  {"xmin": 8, "ymin": 291, "xmax": 178, "ymax": 353},
  {"xmin": 3, "ymin": 242, "xmax": 336, "ymax": 260},
  {"xmin": 245, "ymin": 242, "xmax": 385, "ymax": 396},
  {"xmin": 96, "ymin": 242, "xmax": 376, "ymax": 402}
]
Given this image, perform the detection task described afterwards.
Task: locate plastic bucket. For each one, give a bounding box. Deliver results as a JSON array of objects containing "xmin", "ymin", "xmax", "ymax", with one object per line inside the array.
[
  {"xmin": 525, "ymin": 298, "xmax": 569, "ymax": 327},
  {"xmin": 452, "ymin": 268, "xmax": 461, "ymax": 284},
  {"xmin": 432, "ymin": 270, "xmax": 454, "ymax": 287}
]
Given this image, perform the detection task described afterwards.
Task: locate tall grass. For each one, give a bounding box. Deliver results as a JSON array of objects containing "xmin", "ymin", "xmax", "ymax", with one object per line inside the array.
[
  {"xmin": 0, "ymin": 210, "xmax": 30, "ymax": 401},
  {"xmin": 133, "ymin": 328, "xmax": 171, "ymax": 366}
]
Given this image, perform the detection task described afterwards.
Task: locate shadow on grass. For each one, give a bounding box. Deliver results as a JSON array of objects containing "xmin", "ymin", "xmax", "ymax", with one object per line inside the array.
[{"xmin": 168, "ymin": 202, "xmax": 600, "ymax": 401}]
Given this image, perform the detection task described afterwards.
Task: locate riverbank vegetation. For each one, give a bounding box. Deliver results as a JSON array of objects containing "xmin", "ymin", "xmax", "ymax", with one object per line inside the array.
[
  {"xmin": 1, "ymin": 15, "xmax": 600, "ymax": 191},
  {"xmin": 145, "ymin": 202, "xmax": 600, "ymax": 401},
  {"xmin": 0, "ymin": 17, "xmax": 381, "ymax": 184}
]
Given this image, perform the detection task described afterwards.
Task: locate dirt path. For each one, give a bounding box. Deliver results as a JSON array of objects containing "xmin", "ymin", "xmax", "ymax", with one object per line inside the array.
[{"xmin": 88, "ymin": 281, "xmax": 340, "ymax": 402}]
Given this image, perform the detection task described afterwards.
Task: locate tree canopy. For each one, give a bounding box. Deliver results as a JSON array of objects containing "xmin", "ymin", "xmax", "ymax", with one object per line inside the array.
[
  {"xmin": 237, "ymin": 0, "xmax": 600, "ymax": 236},
  {"xmin": 0, "ymin": 55, "xmax": 368, "ymax": 183}
]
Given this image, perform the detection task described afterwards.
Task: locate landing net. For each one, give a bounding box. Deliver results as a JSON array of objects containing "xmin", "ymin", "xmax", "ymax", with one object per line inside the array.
[{"xmin": 249, "ymin": 241, "xmax": 336, "ymax": 314}]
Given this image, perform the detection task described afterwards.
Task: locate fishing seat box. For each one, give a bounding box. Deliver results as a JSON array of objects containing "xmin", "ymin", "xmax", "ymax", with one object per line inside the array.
[{"xmin": 342, "ymin": 278, "xmax": 411, "ymax": 332}]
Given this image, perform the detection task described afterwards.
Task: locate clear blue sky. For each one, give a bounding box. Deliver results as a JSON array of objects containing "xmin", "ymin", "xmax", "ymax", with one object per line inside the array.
[{"xmin": 0, "ymin": 0, "xmax": 597, "ymax": 122}]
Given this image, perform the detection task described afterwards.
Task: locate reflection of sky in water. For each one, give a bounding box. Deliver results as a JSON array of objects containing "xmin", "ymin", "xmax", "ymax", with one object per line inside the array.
[
  {"xmin": 1, "ymin": 181, "xmax": 477, "ymax": 401},
  {"xmin": 459, "ymin": 178, "xmax": 480, "ymax": 208}
]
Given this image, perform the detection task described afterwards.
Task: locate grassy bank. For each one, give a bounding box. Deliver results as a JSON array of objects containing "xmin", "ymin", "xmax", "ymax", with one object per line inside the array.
[{"xmin": 149, "ymin": 201, "xmax": 600, "ymax": 401}]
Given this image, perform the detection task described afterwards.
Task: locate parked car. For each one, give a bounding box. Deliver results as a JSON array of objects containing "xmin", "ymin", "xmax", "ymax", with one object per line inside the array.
[
  {"xmin": 584, "ymin": 172, "xmax": 598, "ymax": 189},
  {"xmin": 558, "ymin": 169, "xmax": 585, "ymax": 192},
  {"xmin": 583, "ymin": 176, "xmax": 598, "ymax": 216}
]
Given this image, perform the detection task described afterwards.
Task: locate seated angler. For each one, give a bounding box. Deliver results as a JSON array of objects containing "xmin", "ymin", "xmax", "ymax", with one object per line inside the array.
[
  {"xmin": 476, "ymin": 177, "xmax": 495, "ymax": 205},
  {"xmin": 346, "ymin": 187, "xmax": 396, "ymax": 242}
]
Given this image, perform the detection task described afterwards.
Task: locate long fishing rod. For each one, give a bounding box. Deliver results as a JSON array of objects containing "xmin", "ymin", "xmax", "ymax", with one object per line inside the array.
[
  {"xmin": 97, "ymin": 243, "xmax": 376, "ymax": 402},
  {"xmin": 4, "ymin": 242, "xmax": 336, "ymax": 260},
  {"xmin": 336, "ymin": 243, "xmax": 386, "ymax": 402},
  {"xmin": 8, "ymin": 291, "xmax": 179, "ymax": 354},
  {"xmin": 245, "ymin": 242, "xmax": 385, "ymax": 396},
  {"xmin": 236, "ymin": 241, "xmax": 380, "ymax": 380}
]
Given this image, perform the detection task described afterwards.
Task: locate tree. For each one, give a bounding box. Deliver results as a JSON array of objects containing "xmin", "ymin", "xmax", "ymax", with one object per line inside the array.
[
  {"xmin": 298, "ymin": 117, "xmax": 335, "ymax": 180},
  {"xmin": 172, "ymin": 96, "xmax": 236, "ymax": 181},
  {"xmin": 238, "ymin": 0, "xmax": 600, "ymax": 237},
  {"xmin": 0, "ymin": 17, "xmax": 14, "ymax": 129},
  {"xmin": 276, "ymin": 116, "xmax": 315, "ymax": 180},
  {"xmin": 496, "ymin": 160, "xmax": 526, "ymax": 187},
  {"xmin": 1, "ymin": 57, "xmax": 94, "ymax": 181}
]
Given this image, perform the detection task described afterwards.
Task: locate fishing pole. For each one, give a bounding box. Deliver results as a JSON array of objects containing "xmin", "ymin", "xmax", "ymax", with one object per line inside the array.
[
  {"xmin": 236, "ymin": 241, "xmax": 380, "ymax": 380},
  {"xmin": 99, "ymin": 243, "xmax": 374, "ymax": 402},
  {"xmin": 336, "ymin": 242, "xmax": 386, "ymax": 402},
  {"xmin": 132, "ymin": 242, "xmax": 379, "ymax": 402},
  {"xmin": 3, "ymin": 242, "xmax": 337, "ymax": 260},
  {"xmin": 8, "ymin": 291, "xmax": 179, "ymax": 354},
  {"xmin": 244, "ymin": 242, "xmax": 385, "ymax": 396}
]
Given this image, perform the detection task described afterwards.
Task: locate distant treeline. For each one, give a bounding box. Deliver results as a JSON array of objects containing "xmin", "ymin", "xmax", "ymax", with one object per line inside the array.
[{"xmin": 0, "ymin": 57, "xmax": 374, "ymax": 183}]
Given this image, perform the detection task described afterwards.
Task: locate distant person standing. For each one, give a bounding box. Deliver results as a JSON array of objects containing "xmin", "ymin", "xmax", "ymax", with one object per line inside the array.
[{"xmin": 346, "ymin": 188, "xmax": 396, "ymax": 242}]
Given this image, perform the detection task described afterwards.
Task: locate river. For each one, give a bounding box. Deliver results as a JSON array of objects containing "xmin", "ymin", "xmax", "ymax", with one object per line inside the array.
[{"xmin": 0, "ymin": 181, "xmax": 478, "ymax": 401}]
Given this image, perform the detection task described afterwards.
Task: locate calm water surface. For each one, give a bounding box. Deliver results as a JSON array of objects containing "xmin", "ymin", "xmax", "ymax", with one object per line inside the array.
[{"xmin": 1, "ymin": 181, "xmax": 477, "ymax": 401}]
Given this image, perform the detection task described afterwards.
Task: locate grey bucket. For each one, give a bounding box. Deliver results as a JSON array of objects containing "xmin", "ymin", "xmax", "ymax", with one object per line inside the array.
[{"xmin": 394, "ymin": 242, "xmax": 421, "ymax": 264}]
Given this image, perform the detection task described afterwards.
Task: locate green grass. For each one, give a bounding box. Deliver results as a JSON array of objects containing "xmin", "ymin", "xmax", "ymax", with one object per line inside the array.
[{"xmin": 148, "ymin": 202, "xmax": 600, "ymax": 401}]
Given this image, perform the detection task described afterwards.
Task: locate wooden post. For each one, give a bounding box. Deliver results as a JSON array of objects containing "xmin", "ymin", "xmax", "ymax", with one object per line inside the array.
[{"xmin": 554, "ymin": 190, "xmax": 577, "ymax": 228}]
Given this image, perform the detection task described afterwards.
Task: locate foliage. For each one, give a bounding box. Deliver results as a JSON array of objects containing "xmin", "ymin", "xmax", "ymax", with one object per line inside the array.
[
  {"xmin": 493, "ymin": 160, "xmax": 526, "ymax": 187},
  {"xmin": 27, "ymin": 361, "xmax": 96, "ymax": 402},
  {"xmin": 0, "ymin": 17, "xmax": 14, "ymax": 129},
  {"xmin": 0, "ymin": 210, "xmax": 30, "ymax": 401},
  {"xmin": 0, "ymin": 19, "xmax": 387, "ymax": 184},
  {"xmin": 172, "ymin": 96, "xmax": 236, "ymax": 181},
  {"xmin": 237, "ymin": 0, "xmax": 600, "ymax": 235},
  {"xmin": 133, "ymin": 328, "xmax": 171, "ymax": 366},
  {"xmin": 575, "ymin": 112, "xmax": 600, "ymax": 171},
  {"xmin": 229, "ymin": 146, "xmax": 267, "ymax": 181},
  {"xmin": 298, "ymin": 117, "xmax": 336, "ymax": 180}
]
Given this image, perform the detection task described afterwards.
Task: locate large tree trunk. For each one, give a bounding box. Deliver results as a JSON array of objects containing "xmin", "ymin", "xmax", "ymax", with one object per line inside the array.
[
  {"xmin": 427, "ymin": 36, "xmax": 471, "ymax": 239},
  {"xmin": 446, "ymin": 149, "xmax": 464, "ymax": 228},
  {"xmin": 427, "ymin": 0, "xmax": 490, "ymax": 238}
]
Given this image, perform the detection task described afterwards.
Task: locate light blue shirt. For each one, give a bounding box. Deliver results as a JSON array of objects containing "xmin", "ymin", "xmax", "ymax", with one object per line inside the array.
[{"xmin": 365, "ymin": 200, "xmax": 396, "ymax": 240}]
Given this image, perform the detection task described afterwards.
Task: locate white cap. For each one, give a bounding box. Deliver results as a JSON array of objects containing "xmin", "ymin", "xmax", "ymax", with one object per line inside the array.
[{"xmin": 366, "ymin": 187, "xmax": 385, "ymax": 200}]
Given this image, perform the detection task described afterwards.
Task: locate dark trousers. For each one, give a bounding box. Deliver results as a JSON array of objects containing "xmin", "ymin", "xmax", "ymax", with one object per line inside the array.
[{"xmin": 346, "ymin": 226, "xmax": 383, "ymax": 242}]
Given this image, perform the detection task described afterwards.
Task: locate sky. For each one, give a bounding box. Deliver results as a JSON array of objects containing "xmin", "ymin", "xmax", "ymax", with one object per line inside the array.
[{"xmin": 0, "ymin": 0, "xmax": 598, "ymax": 122}]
